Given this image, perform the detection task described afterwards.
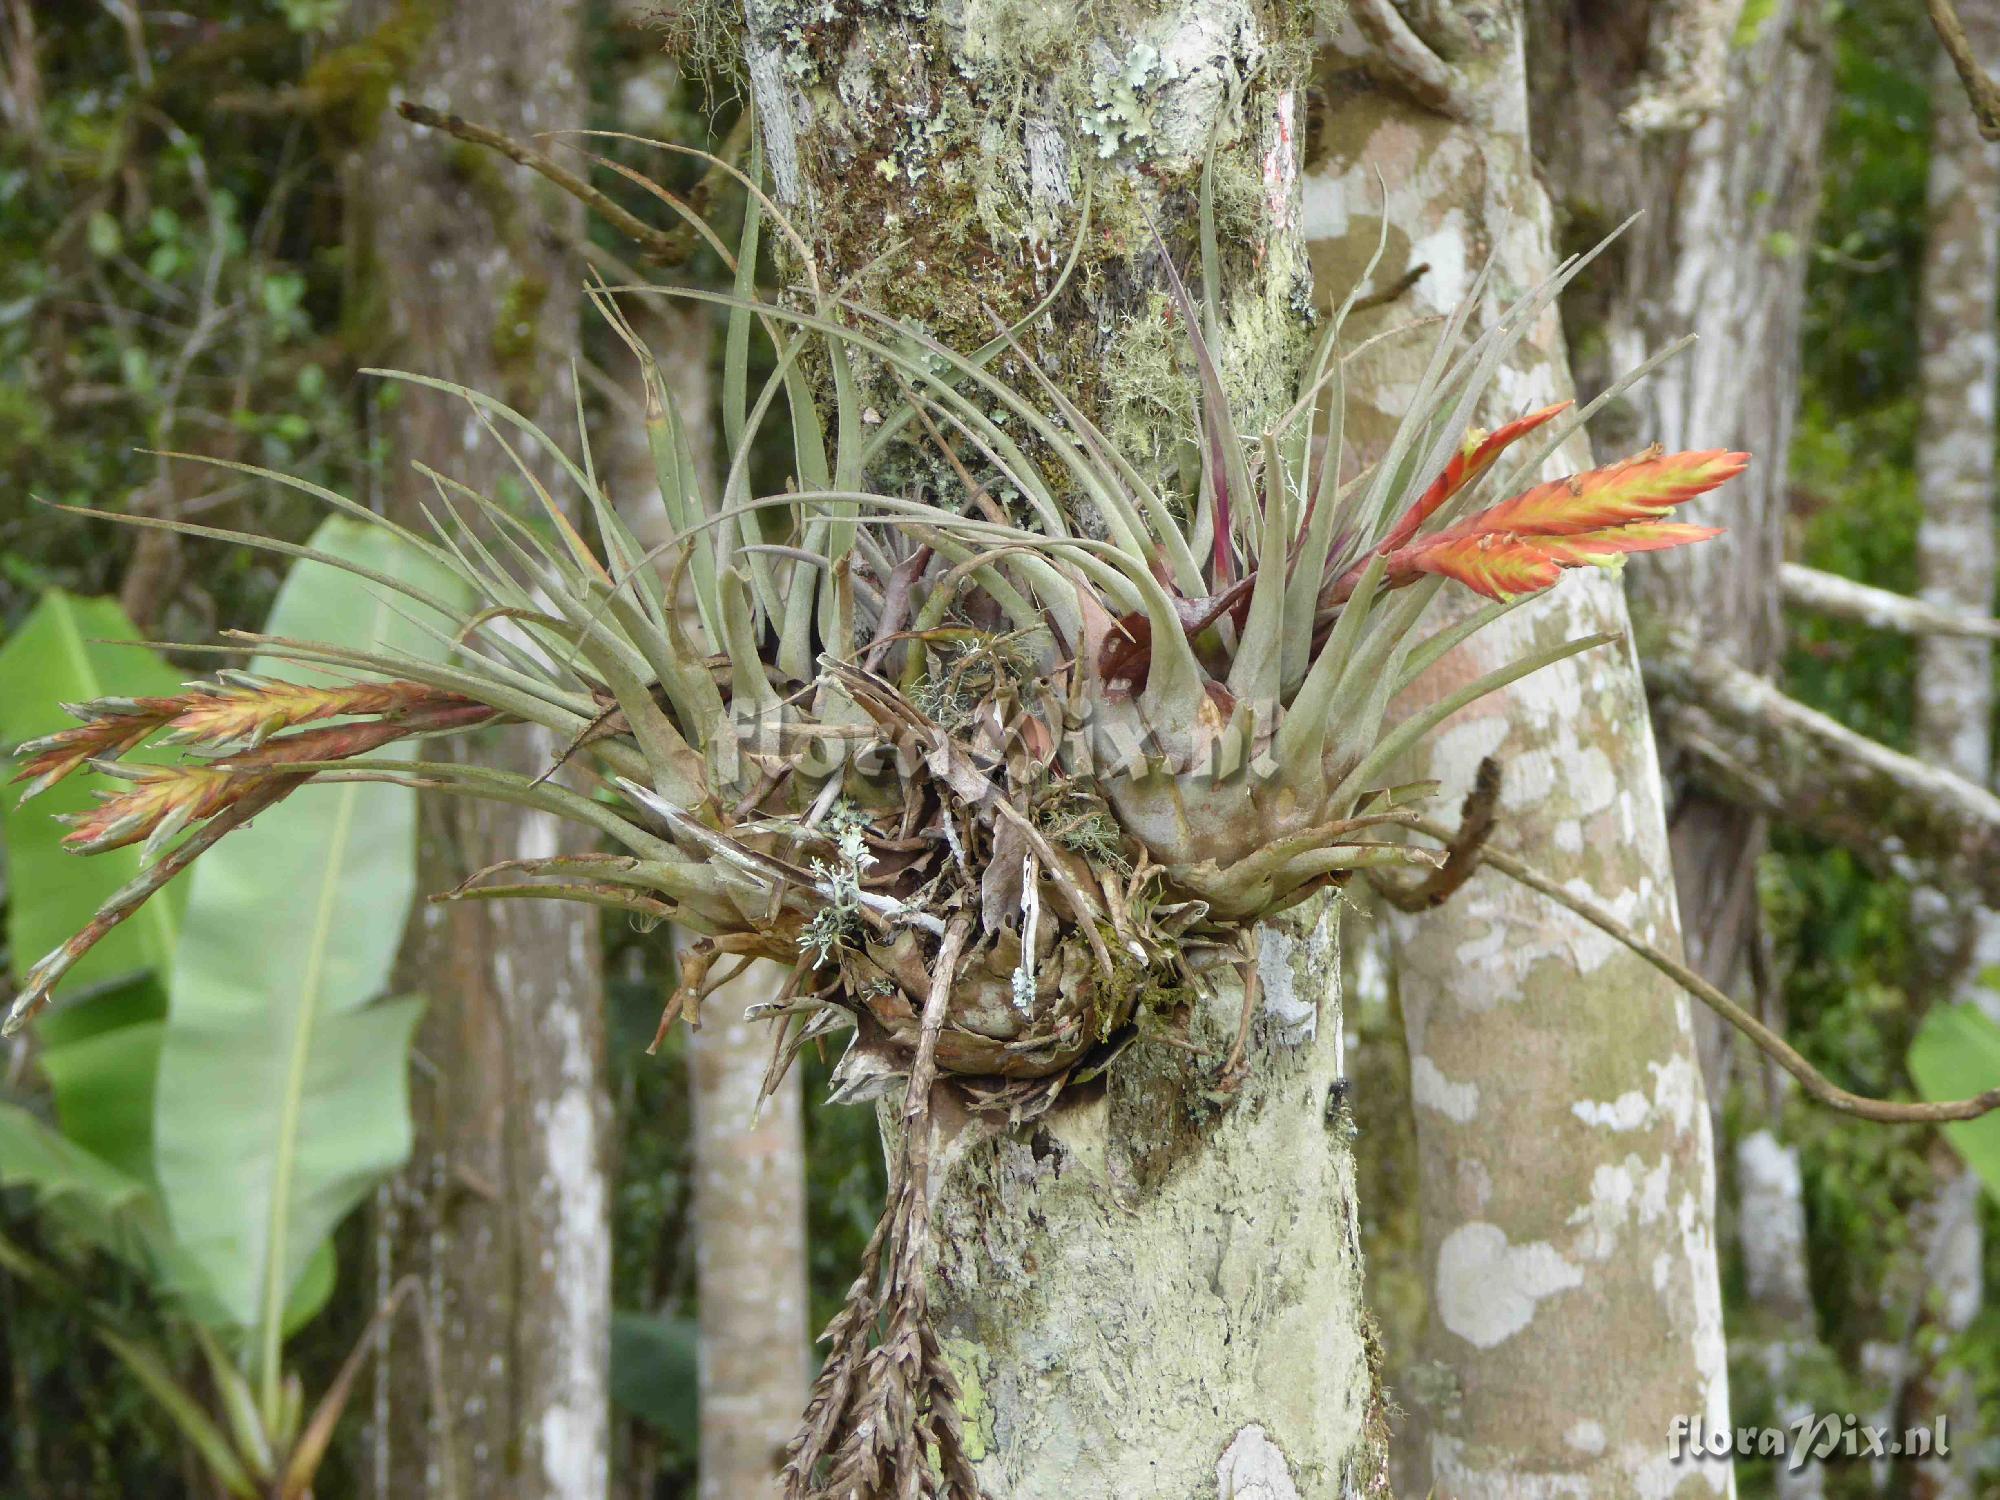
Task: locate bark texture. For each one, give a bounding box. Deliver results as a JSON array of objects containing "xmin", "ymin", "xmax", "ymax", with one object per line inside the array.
[
  {"xmin": 1306, "ymin": 7, "xmax": 1731, "ymax": 1493},
  {"xmin": 689, "ymin": 964, "xmax": 811, "ymax": 1500},
  {"xmin": 928, "ymin": 909, "xmax": 1372, "ymax": 1495},
  {"xmin": 1645, "ymin": 640, "xmax": 2000, "ymax": 906},
  {"xmin": 1903, "ymin": 16, "xmax": 2000, "ymax": 1495},
  {"xmin": 1526, "ymin": 7, "xmax": 1835, "ymax": 1478},
  {"xmin": 350, "ymin": 4, "xmax": 611, "ymax": 1497},
  {"xmin": 1530, "ymin": 0, "xmax": 1833, "ymax": 1008},
  {"xmin": 1912, "ymin": 11, "xmax": 2000, "ymax": 984},
  {"xmin": 743, "ymin": 1, "xmax": 1379, "ymax": 1491}
]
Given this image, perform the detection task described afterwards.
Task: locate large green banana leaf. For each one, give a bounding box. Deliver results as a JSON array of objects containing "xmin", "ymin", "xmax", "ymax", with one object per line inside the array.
[
  {"xmin": 1910, "ymin": 1001, "xmax": 2000, "ymax": 1206},
  {"xmin": 0, "ymin": 592, "xmax": 187, "ymax": 995},
  {"xmin": 153, "ymin": 516, "xmax": 469, "ymax": 1348}
]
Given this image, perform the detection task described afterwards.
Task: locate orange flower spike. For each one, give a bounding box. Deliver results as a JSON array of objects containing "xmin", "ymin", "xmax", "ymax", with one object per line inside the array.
[
  {"xmin": 1535, "ymin": 521, "xmax": 1726, "ymax": 565},
  {"xmin": 1460, "ymin": 448, "xmax": 1749, "ymax": 537},
  {"xmin": 1387, "ymin": 449, "xmax": 1746, "ymax": 602},
  {"xmin": 1377, "ymin": 401, "xmax": 1573, "ymax": 554},
  {"xmin": 1399, "ymin": 534, "xmax": 1567, "ymax": 602}
]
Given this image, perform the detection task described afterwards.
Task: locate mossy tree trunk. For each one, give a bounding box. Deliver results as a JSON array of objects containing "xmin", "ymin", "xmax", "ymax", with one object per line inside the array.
[
  {"xmin": 1305, "ymin": 6, "xmax": 1731, "ymax": 1493},
  {"xmin": 741, "ymin": 1, "xmax": 1382, "ymax": 1492},
  {"xmin": 347, "ymin": 3, "xmax": 611, "ymax": 1496}
]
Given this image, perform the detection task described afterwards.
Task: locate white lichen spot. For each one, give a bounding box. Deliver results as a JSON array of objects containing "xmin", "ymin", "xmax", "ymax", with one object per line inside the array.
[
  {"xmin": 1256, "ymin": 925, "xmax": 1317, "ymax": 1044},
  {"xmin": 1565, "ymin": 1419, "xmax": 1607, "ymax": 1455},
  {"xmin": 1216, "ymin": 1424, "xmax": 1301, "ymax": 1500},
  {"xmin": 1427, "ymin": 714, "xmax": 1509, "ymax": 786},
  {"xmin": 1569, "ymin": 745, "xmax": 1618, "ymax": 816},
  {"xmin": 1411, "ymin": 1054, "xmax": 1479, "ymax": 1122},
  {"xmin": 1435, "ymin": 1222, "xmax": 1582, "ymax": 1349},
  {"xmin": 1571, "ymin": 1089, "xmax": 1649, "ymax": 1132},
  {"xmin": 1567, "ymin": 1159, "xmax": 1638, "ymax": 1260},
  {"xmin": 1457, "ymin": 1157, "xmax": 1493, "ymax": 1211}
]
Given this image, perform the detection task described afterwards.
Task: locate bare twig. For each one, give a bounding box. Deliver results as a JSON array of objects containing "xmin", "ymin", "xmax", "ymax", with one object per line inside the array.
[
  {"xmin": 1345, "ymin": 0, "xmax": 1470, "ymax": 118},
  {"xmin": 1925, "ymin": 0, "xmax": 2000, "ymax": 141},
  {"xmin": 395, "ymin": 101, "xmax": 746, "ymax": 265},
  {"xmin": 1371, "ymin": 755, "xmax": 1499, "ymax": 911},
  {"xmin": 1351, "ymin": 261, "xmax": 1429, "ymax": 313},
  {"xmin": 1396, "ymin": 812, "xmax": 2000, "ymax": 1125},
  {"xmin": 1781, "ymin": 562, "xmax": 2000, "ymax": 639}
]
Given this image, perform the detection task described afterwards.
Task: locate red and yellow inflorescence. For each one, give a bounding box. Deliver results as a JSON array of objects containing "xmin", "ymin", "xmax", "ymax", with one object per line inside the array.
[
  {"xmin": 1384, "ymin": 446, "xmax": 1742, "ymax": 601},
  {"xmin": 13, "ymin": 676, "xmax": 494, "ymax": 855}
]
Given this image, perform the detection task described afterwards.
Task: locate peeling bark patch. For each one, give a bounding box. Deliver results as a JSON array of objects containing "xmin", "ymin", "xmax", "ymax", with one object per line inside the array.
[
  {"xmin": 1216, "ymin": 1423, "xmax": 1302, "ymax": 1499},
  {"xmin": 1434, "ymin": 1222, "xmax": 1582, "ymax": 1349}
]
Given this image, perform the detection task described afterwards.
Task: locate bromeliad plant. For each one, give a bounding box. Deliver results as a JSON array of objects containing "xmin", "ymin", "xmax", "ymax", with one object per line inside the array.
[{"xmin": 5, "ymin": 176, "xmax": 1740, "ymax": 1492}]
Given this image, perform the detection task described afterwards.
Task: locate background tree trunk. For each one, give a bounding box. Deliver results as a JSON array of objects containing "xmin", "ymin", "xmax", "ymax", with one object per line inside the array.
[
  {"xmin": 603, "ymin": 227, "xmax": 813, "ymax": 1494},
  {"xmin": 1306, "ymin": 6, "xmax": 1732, "ymax": 1493},
  {"xmin": 348, "ymin": 4, "xmax": 611, "ymax": 1496},
  {"xmin": 1526, "ymin": 6, "xmax": 1836, "ymax": 1489},
  {"xmin": 687, "ymin": 964, "xmax": 810, "ymax": 1500},
  {"xmin": 741, "ymin": 1, "xmax": 1380, "ymax": 1491},
  {"xmin": 1901, "ymin": 11, "xmax": 2000, "ymax": 1493}
]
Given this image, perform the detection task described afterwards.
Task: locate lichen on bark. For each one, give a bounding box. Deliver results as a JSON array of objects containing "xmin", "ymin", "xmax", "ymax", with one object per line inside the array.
[
  {"xmin": 738, "ymin": 0, "xmax": 1318, "ymax": 482},
  {"xmin": 925, "ymin": 907, "xmax": 1377, "ymax": 1496},
  {"xmin": 1306, "ymin": 5, "xmax": 1733, "ymax": 1493}
]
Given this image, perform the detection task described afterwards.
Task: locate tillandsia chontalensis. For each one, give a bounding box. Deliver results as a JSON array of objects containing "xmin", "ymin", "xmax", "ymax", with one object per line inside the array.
[{"xmin": 5, "ymin": 172, "xmax": 1738, "ymax": 1492}]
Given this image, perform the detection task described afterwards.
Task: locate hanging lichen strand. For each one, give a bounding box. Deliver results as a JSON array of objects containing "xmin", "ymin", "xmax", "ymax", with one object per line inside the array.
[{"xmin": 5, "ymin": 175, "xmax": 1737, "ymax": 1494}]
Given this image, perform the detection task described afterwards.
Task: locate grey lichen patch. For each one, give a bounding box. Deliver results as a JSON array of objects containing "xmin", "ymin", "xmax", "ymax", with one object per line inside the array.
[{"xmin": 1215, "ymin": 1423, "xmax": 1303, "ymax": 1499}]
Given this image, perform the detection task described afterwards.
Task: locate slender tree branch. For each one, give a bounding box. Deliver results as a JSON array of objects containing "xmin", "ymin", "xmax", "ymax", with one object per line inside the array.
[
  {"xmin": 1781, "ymin": 562, "xmax": 2000, "ymax": 639},
  {"xmin": 1646, "ymin": 636, "xmax": 2000, "ymax": 907},
  {"xmin": 394, "ymin": 101, "xmax": 745, "ymax": 265},
  {"xmin": 1925, "ymin": 0, "xmax": 2000, "ymax": 140},
  {"xmin": 1400, "ymin": 813, "xmax": 2000, "ymax": 1124},
  {"xmin": 1345, "ymin": 0, "xmax": 1471, "ymax": 119}
]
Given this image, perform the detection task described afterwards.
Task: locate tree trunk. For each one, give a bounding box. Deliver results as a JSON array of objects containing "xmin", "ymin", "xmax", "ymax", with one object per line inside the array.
[
  {"xmin": 348, "ymin": 4, "xmax": 611, "ymax": 1497},
  {"xmin": 1902, "ymin": 14, "xmax": 2000, "ymax": 1494},
  {"xmin": 1528, "ymin": 0, "xmax": 1833, "ymax": 1006},
  {"xmin": 1306, "ymin": 7, "xmax": 1732, "ymax": 1493},
  {"xmin": 1525, "ymin": 7, "xmax": 1835, "ymax": 1490},
  {"xmin": 741, "ymin": 1, "xmax": 1381, "ymax": 1491},
  {"xmin": 688, "ymin": 967, "xmax": 811, "ymax": 1500}
]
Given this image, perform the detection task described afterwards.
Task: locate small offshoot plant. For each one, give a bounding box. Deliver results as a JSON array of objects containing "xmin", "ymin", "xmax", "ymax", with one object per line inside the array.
[{"xmin": 7, "ymin": 159, "xmax": 1745, "ymax": 1494}]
